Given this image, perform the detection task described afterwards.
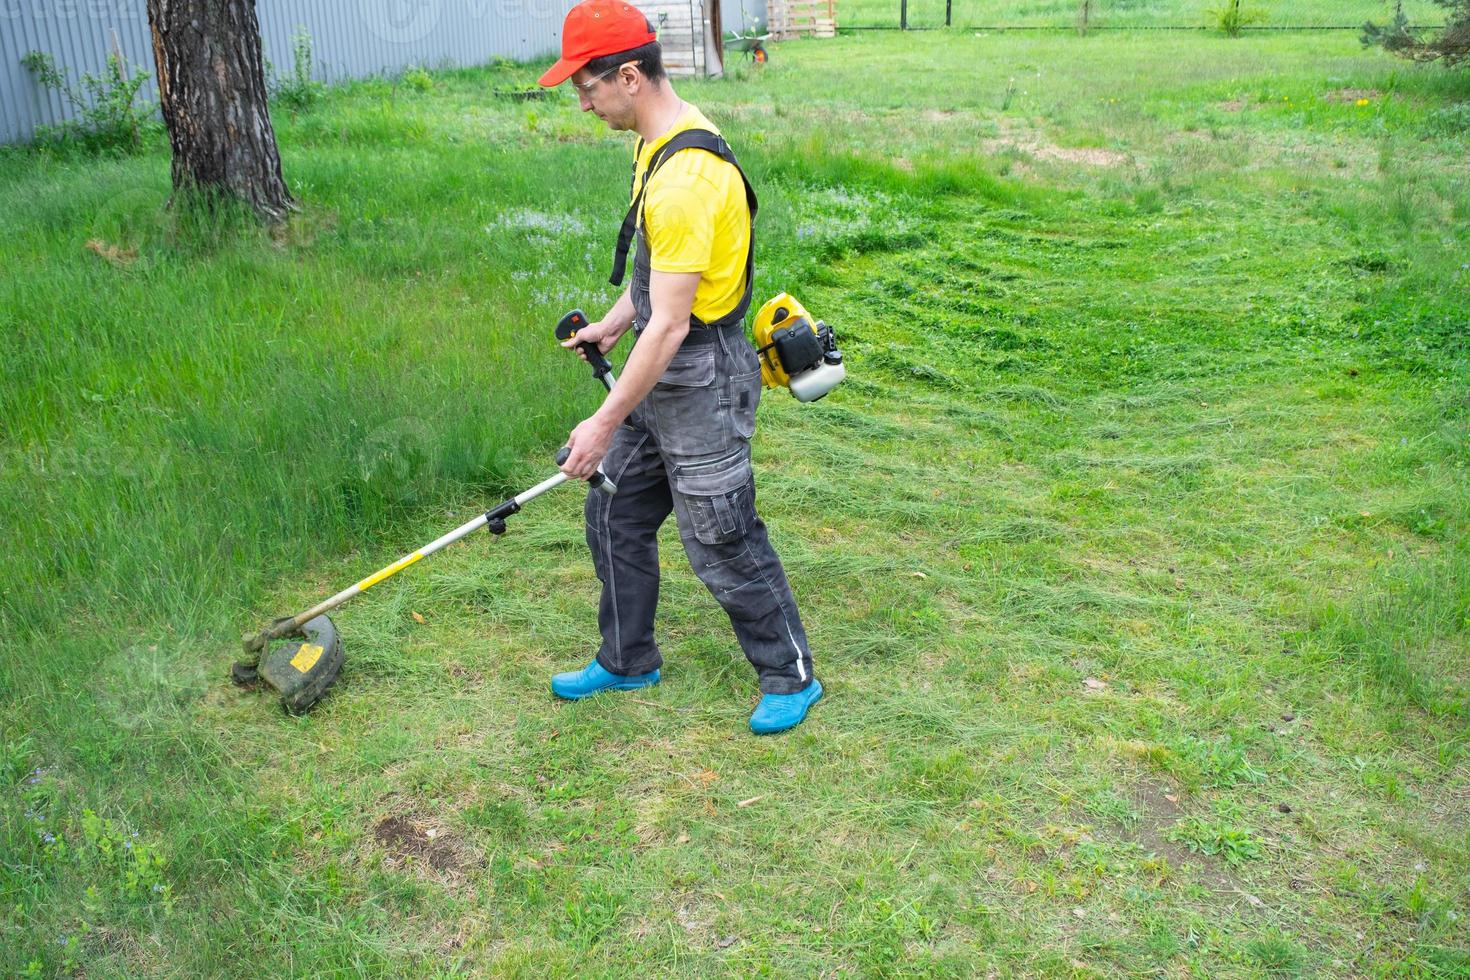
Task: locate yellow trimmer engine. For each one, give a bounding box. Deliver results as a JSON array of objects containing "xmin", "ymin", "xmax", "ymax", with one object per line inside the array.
[{"xmin": 753, "ymin": 293, "xmax": 846, "ymax": 402}]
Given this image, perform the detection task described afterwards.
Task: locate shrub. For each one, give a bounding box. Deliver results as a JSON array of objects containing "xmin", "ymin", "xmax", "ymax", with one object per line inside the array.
[
  {"xmin": 269, "ymin": 25, "xmax": 324, "ymax": 110},
  {"xmin": 1210, "ymin": 0, "xmax": 1266, "ymax": 37},
  {"xmin": 20, "ymin": 50, "xmax": 154, "ymax": 154}
]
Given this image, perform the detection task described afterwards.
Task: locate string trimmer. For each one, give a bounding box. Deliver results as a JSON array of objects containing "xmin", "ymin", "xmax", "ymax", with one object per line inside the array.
[{"xmin": 234, "ymin": 309, "xmax": 617, "ymax": 714}]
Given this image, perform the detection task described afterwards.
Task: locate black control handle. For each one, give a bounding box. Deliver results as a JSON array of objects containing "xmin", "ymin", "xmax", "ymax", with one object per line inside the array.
[{"xmin": 556, "ymin": 309, "xmax": 614, "ymax": 381}]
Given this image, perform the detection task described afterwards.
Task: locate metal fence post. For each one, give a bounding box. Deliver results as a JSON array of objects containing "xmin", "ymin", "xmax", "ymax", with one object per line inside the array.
[
  {"xmin": 946, "ymin": 0, "xmax": 952, "ymax": 26},
  {"xmin": 900, "ymin": 0, "xmax": 908, "ymax": 29}
]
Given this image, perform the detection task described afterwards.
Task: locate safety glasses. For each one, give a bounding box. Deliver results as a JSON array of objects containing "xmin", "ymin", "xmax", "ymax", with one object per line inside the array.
[{"xmin": 571, "ymin": 61, "xmax": 637, "ymax": 94}]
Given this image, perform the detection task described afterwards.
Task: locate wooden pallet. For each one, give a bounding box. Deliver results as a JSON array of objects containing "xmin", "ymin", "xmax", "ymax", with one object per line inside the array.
[{"xmin": 769, "ymin": 0, "xmax": 836, "ymax": 39}]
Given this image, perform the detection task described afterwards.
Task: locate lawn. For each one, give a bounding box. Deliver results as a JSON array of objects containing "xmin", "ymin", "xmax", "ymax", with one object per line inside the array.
[
  {"xmin": 2, "ymin": 18, "xmax": 1468, "ymax": 978},
  {"xmin": 841, "ymin": 0, "xmax": 1450, "ymax": 29}
]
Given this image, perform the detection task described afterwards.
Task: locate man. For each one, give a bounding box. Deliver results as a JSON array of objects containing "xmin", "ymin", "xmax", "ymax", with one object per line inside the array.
[{"xmin": 539, "ymin": 0, "xmax": 821, "ymax": 734}]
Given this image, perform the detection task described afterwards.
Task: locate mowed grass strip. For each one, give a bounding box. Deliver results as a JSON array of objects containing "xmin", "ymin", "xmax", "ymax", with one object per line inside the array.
[{"xmin": 2, "ymin": 24, "xmax": 1468, "ymax": 977}]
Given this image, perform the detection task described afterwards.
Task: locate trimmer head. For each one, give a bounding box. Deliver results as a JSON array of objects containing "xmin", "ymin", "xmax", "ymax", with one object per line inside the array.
[{"xmin": 233, "ymin": 615, "xmax": 343, "ymax": 714}]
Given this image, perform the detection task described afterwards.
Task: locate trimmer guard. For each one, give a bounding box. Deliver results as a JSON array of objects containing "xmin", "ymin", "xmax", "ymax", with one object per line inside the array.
[{"xmin": 257, "ymin": 615, "xmax": 344, "ymax": 714}]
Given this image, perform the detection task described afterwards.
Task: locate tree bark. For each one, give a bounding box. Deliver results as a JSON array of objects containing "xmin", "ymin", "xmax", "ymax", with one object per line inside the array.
[{"xmin": 146, "ymin": 0, "xmax": 293, "ymax": 222}]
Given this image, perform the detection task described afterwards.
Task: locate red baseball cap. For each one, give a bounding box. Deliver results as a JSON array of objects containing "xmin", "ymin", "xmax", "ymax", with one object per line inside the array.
[{"xmin": 538, "ymin": 0, "xmax": 658, "ymax": 87}]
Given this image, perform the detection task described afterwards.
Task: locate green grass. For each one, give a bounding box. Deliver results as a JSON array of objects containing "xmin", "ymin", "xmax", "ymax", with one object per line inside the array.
[
  {"xmin": 3, "ymin": 19, "xmax": 1470, "ymax": 978},
  {"xmin": 841, "ymin": 0, "xmax": 1451, "ymax": 29}
]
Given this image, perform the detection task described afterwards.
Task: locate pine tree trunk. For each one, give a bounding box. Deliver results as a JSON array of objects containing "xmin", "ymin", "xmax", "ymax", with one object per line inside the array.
[{"xmin": 146, "ymin": 0, "xmax": 293, "ymax": 222}]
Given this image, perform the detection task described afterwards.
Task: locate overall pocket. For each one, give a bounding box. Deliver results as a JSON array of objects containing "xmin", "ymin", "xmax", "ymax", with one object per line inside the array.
[
  {"xmin": 671, "ymin": 449, "xmax": 754, "ymax": 546},
  {"xmin": 729, "ymin": 369, "xmax": 761, "ymax": 440},
  {"xmin": 648, "ymin": 347, "xmax": 728, "ymax": 457}
]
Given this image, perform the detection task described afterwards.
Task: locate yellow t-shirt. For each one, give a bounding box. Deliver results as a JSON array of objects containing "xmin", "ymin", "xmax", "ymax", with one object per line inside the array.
[{"xmin": 633, "ymin": 104, "xmax": 750, "ymax": 324}]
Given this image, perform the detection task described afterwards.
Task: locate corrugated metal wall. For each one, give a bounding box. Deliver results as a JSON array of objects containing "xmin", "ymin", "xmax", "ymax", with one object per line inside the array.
[
  {"xmin": 719, "ymin": 0, "xmax": 766, "ymax": 35},
  {"xmin": 0, "ymin": 0, "xmax": 767, "ymax": 146},
  {"xmin": 0, "ymin": 0, "xmax": 576, "ymax": 146}
]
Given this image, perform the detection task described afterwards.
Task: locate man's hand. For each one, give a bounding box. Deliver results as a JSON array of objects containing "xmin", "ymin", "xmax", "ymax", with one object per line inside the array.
[
  {"xmin": 561, "ymin": 318, "xmax": 622, "ymax": 361},
  {"xmin": 560, "ymin": 412, "xmax": 618, "ymax": 480}
]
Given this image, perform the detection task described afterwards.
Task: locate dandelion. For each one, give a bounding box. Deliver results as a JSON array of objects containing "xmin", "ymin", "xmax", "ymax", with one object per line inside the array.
[{"xmin": 1355, "ymin": 98, "xmax": 1370, "ymax": 107}]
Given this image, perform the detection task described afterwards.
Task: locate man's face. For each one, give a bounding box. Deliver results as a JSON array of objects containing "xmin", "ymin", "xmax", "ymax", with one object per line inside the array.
[{"xmin": 570, "ymin": 63, "xmax": 638, "ymax": 131}]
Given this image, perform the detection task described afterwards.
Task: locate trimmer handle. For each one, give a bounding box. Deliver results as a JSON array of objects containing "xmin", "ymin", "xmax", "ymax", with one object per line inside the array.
[
  {"xmin": 556, "ymin": 309, "xmax": 615, "ymax": 382},
  {"xmin": 556, "ymin": 447, "xmax": 617, "ymax": 496}
]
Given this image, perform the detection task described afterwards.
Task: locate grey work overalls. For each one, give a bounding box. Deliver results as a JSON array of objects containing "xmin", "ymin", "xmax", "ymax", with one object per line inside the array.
[{"xmin": 585, "ymin": 129, "xmax": 814, "ymax": 694}]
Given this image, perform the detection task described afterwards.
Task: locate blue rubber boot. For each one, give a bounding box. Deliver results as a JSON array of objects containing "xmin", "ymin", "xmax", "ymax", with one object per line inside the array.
[
  {"xmin": 749, "ymin": 678, "xmax": 823, "ymax": 735},
  {"xmin": 551, "ymin": 659, "xmax": 660, "ymax": 700}
]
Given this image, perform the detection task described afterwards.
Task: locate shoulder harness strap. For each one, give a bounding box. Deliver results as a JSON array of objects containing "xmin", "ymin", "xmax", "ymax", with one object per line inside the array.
[{"xmin": 609, "ymin": 129, "xmax": 760, "ymax": 318}]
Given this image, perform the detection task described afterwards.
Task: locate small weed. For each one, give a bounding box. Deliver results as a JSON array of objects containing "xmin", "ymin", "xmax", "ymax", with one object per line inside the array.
[
  {"xmin": 1193, "ymin": 734, "xmax": 1267, "ymax": 789},
  {"xmin": 1247, "ymin": 927, "xmax": 1310, "ymax": 977},
  {"xmin": 1084, "ymin": 788, "xmax": 1141, "ymax": 827},
  {"xmin": 1400, "ymin": 875, "xmax": 1456, "ymax": 928},
  {"xmin": 1426, "ymin": 102, "xmax": 1470, "ymax": 136},
  {"xmin": 403, "ymin": 65, "xmax": 435, "ymax": 93},
  {"xmin": 1134, "ymin": 185, "xmax": 1164, "ymax": 214},
  {"xmin": 0, "ymin": 734, "xmax": 36, "ymax": 788},
  {"xmin": 1349, "ymin": 755, "xmax": 1413, "ymax": 802},
  {"xmin": 1166, "ymin": 816, "xmax": 1264, "ymax": 865},
  {"xmin": 555, "ymin": 882, "xmax": 627, "ymax": 947},
  {"xmin": 75, "ymin": 809, "xmax": 174, "ymax": 913}
]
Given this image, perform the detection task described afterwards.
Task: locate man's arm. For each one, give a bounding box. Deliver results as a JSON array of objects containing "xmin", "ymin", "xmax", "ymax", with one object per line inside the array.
[
  {"xmin": 593, "ymin": 270, "xmax": 697, "ymax": 422},
  {"xmin": 600, "ymin": 287, "xmax": 637, "ymax": 340},
  {"xmin": 559, "ymin": 270, "xmax": 699, "ymax": 479}
]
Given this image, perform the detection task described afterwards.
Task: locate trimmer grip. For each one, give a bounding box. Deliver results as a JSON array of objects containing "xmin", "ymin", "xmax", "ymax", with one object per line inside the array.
[
  {"xmin": 556, "ymin": 308, "xmax": 614, "ymax": 380},
  {"xmin": 581, "ymin": 344, "xmax": 613, "ymax": 377},
  {"xmin": 555, "ymin": 447, "xmax": 617, "ymax": 496}
]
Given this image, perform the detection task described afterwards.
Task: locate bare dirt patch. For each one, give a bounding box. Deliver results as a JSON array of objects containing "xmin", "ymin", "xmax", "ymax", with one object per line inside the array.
[
  {"xmin": 1038, "ymin": 145, "xmax": 1127, "ymax": 166},
  {"xmin": 1218, "ymin": 99, "xmax": 1247, "ymax": 113},
  {"xmin": 1126, "ymin": 780, "xmax": 1227, "ymax": 882},
  {"xmin": 373, "ymin": 814, "xmax": 472, "ymax": 876},
  {"xmin": 1324, "ymin": 87, "xmax": 1382, "ymax": 104},
  {"xmin": 675, "ymin": 894, "xmax": 714, "ymax": 938},
  {"xmin": 983, "ymin": 118, "xmax": 1128, "ymax": 167}
]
